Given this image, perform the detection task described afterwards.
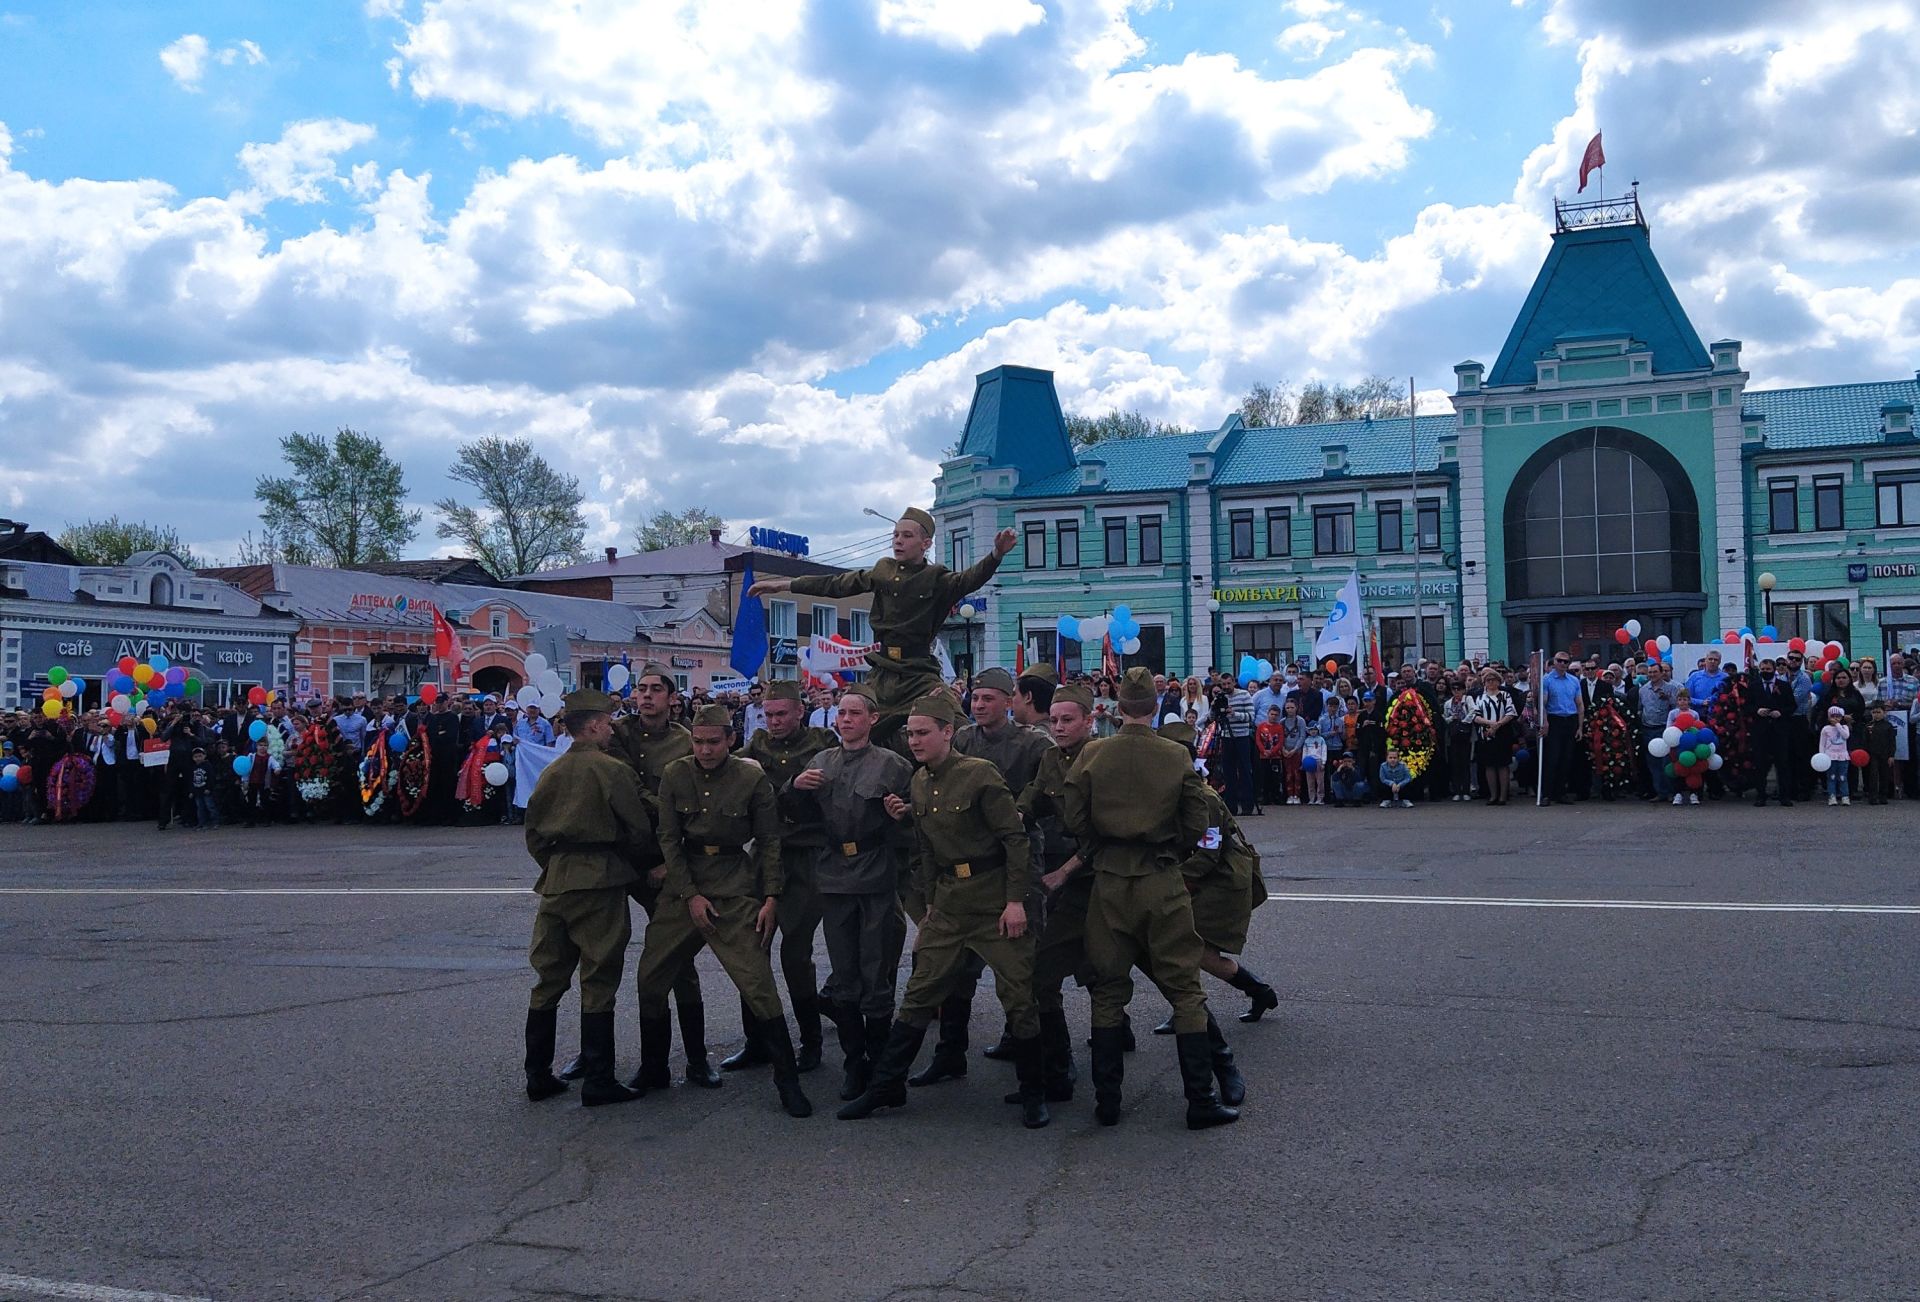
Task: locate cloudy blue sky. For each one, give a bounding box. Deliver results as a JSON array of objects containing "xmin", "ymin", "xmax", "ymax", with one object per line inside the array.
[{"xmin": 2, "ymin": 0, "xmax": 1916, "ymax": 564}]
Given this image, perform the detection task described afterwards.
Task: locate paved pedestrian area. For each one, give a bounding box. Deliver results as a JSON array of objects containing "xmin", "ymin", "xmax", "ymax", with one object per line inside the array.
[{"xmin": 1, "ymin": 807, "xmax": 1915, "ymax": 1301}]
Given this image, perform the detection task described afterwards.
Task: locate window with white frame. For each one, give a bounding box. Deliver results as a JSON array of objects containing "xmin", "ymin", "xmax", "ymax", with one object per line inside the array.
[
  {"xmin": 769, "ymin": 600, "xmax": 797, "ymax": 638},
  {"xmin": 949, "ymin": 532, "xmax": 972, "ymax": 570},
  {"xmin": 330, "ymin": 658, "xmax": 369, "ymax": 699},
  {"xmin": 1139, "ymin": 516, "xmax": 1163, "ymax": 565},
  {"xmin": 811, "ymin": 605, "xmax": 835, "ymax": 638},
  {"xmin": 849, "ymin": 609, "xmax": 872, "ymax": 645}
]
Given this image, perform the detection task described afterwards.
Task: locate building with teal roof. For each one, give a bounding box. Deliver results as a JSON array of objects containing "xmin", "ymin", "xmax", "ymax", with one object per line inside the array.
[{"xmin": 930, "ymin": 189, "xmax": 1920, "ymax": 676}]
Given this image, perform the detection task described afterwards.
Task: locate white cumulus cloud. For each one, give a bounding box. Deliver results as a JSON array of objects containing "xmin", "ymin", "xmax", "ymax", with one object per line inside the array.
[
  {"xmin": 237, "ymin": 119, "xmax": 380, "ymax": 206},
  {"xmin": 159, "ymin": 34, "xmax": 210, "ymax": 90}
]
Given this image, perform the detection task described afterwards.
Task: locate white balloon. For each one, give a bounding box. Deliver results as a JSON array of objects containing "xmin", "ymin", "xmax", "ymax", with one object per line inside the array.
[
  {"xmin": 1655, "ymin": 635, "xmax": 1672, "ymax": 652},
  {"xmin": 483, "ymin": 761, "xmax": 510, "ymax": 786},
  {"xmin": 1707, "ymin": 753, "xmax": 1724, "ymax": 770},
  {"xmin": 1647, "ymin": 737, "xmax": 1670, "ymax": 758},
  {"xmin": 134, "ymin": 700, "xmax": 150, "ymax": 716},
  {"xmin": 1078, "ymin": 616, "xmax": 1109, "ymax": 644},
  {"xmin": 2, "ymin": 763, "xmax": 16, "ymax": 778},
  {"xmin": 606, "ymin": 664, "xmax": 631, "ymax": 690},
  {"xmin": 1121, "ymin": 636, "xmax": 1143, "ymax": 655},
  {"xmin": 1625, "ymin": 619, "xmax": 1642, "ymax": 638},
  {"xmin": 524, "ymin": 653, "xmax": 548, "ymax": 676},
  {"xmin": 110, "ymin": 693, "xmax": 132, "ymax": 713},
  {"xmin": 515, "ymin": 685, "xmax": 540, "ymax": 707},
  {"xmin": 57, "ymin": 679, "xmax": 78, "ymax": 698},
  {"xmin": 540, "ymin": 693, "xmax": 565, "ymax": 717},
  {"xmin": 1810, "ymin": 752, "xmax": 1833, "ymax": 773},
  {"xmin": 1662, "ymin": 726, "xmax": 1682, "ymax": 747},
  {"xmin": 536, "ymin": 669, "xmax": 563, "ymax": 695}
]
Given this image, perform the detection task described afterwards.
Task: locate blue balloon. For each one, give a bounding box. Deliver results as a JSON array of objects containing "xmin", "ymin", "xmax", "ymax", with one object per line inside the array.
[
  {"xmin": 389, "ymin": 732, "xmax": 408, "ymax": 752},
  {"xmin": 1112, "ymin": 605, "xmax": 1132, "ymax": 627},
  {"xmin": 150, "ymin": 653, "xmax": 170, "ymax": 672},
  {"xmin": 1738, "ymin": 627, "xmax": 1753, "ymax": 638},
  {"xmin": 248, "ymin": 720, "xmax": 267, "ymax": 742},
  {"xmin": 69, "ymin": 677, "xmax": 86, "ymax": 696},
  {"xmin": 233, "ymin": 755, "xmax": 253, "ymax": 777},
  {"xmin": 0, "ymin": 773, "xmax": 16, "ymax": 793},
  {"xmin": 1515, "ymin": 748, "xmax": 1531, "ymax": 765},
  {"xmin": 1698, "ymin": 727, "xmax": 1717, "ymax": 746},
  {"xmin": 1760, "ymin": 624, "xmax": 1779, "ymax": 641},
  {"xmin": 1056, "ymin": 615, "xmax": 1080, "ymax": 641},
  {"xmin": 1302, "ymin": 754, "xmax": 1319, "ymax": 772}
]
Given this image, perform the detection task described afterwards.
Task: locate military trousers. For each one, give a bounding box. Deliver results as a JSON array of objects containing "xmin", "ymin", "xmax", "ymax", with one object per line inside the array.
[
  {"xmin": 867, "ymin": 656, "xmax": 945, "ymax": 749},
  {"xmin": 898, "ymin": 908, "xmax": 1039, "ymax": 1039},
  {"xmin": 633, "ymin": 894, "xmax": 784, "ymax": 1022},
  {"xmin": 529, "ymin": 886, "xmax": 633, "ymax": 1015},
  {"xmin": 774, "ymin": 845, "xmax": 824, "ymax": 1000},
  {"xmin": 820, "ymin": 889, "xmax": 906, "ymax": 1018},
  {"xmin": 1032, "ymin": 872, "xmax": 1094, "ymax": 1013},
  {"xmin": 1086, "ymin": 869, "xmax": 1209, "ymax": 1034},
  {"xmin": 629, "ymin": 878, "xmax": 704, "ymax": 1009}
]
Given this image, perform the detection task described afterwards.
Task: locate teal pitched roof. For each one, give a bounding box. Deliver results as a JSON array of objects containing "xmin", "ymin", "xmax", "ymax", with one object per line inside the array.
[
  {"xmin": 1489, "ymin": 223, "xmax": 1711, "ymax": 388},
  {"xmin": 1013, "ymin": 429, "xmax": 1211, "ymax": 497},
  {"xmin": 957, "ymin": 365, "xmax": 1077, "ymax": 485},
  {"xmin": 1744, "ymin": 378, "xmax": 1920, "ymax": 450},
  {"xmin": 1216, "ymin": 414, "xmax": 1452, "ymax": 485}
]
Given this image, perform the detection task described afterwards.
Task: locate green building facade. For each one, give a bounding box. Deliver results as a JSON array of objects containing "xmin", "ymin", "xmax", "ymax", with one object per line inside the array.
[{"xmin": 931, "ymin": 192, "xmax": 1920, "ymax": 676}]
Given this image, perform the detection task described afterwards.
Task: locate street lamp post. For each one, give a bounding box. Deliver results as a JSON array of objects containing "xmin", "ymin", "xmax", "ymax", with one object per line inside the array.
[
  {"xmin": 1758, "ymin": 571, "xmax": 1777, "ymax": 635},
  {"xmin": 958, "ymin": 602, "xmax": 980, "ymax": 680}
]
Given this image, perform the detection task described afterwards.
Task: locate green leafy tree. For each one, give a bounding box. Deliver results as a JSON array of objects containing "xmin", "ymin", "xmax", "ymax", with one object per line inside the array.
[
  {"xmin": 634, "ymin": 505, "xmax": 726, "ymax": 552},
  {"xmin": 57, "ymin": 517, "xmax": 203, "ymax": 568},
  {"xmin": 1280, "ymin": 375, "xmax": 1410, "ymax": 426},
  {"xmin": 434, "ymin": 436, "xmax": 587, "ymax": 577},
  {"xmin": 253, "ymin": 429, "xmax": 420, "ymax": 568},
  {"xmin": 1063, "ymin": 409, "xmax": 1190, "ymax": 449}
]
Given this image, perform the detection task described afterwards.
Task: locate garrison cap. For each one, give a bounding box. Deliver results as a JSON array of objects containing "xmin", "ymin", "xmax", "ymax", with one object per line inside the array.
[
  {"xmin": 839, "ymin": 682, "xmax": 878, "ymax": 705},
  {"xmin": 1053, "ymin": 683, "xmax": 1094, "ymax": 711},
  {"xmin": 908, "ymin": 694, "xmax": 963, "ymax": 727},
  {"xmin": 901, "ymin": 507, "xmax": 937, "ymax": 537},
  {"xmin": 561, "ymin": 688, "xmax": 618, "ymax": 715},
  {"xmin": 764, "ymin": 680, "xmax": 803, "ymax": 702},
  {"xmin": 1018, "ymin": 663, "xmax": 1058, "ymax": 688},
  {"xmin": 1117, "ymin": 666, "xmax": 1158, "ymax": 705},
  {"xmin": 1160, "ymin": 721, "xmax": 1196, "ymax": 747},
  {"xmin": 973, "ymin": 666, "xmax": 1017, "ymax": 694},
  {"xmin": 692, "ymin": 703, "xmax": 734, "ymax": 729},
  {"xmin": 634, "ymin": 661, "xmax": 675, "ymax": 687}
]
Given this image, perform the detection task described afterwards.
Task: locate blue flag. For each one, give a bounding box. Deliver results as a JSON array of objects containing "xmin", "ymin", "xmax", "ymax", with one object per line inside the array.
[{"xmin": 730, "ymin": 561, "xmax": 768, "ymax": 681}]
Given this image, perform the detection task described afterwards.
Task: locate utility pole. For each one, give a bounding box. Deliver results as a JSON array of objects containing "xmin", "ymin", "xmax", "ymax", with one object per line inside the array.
[{"xmin": 1410, "ymin": 376, "xmax": 1424, "ymax": 666}]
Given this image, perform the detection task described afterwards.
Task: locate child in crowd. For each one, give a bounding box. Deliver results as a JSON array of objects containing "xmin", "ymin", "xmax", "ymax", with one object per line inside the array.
[
  {"xmin": 1666, "ymin": 687, "xmax": 1699, "ymax": 807},
  {"xmin": 243, "ymin": 739, "xmax": 281, "ymax": 828},
  {"xmin": 1301, "ymin": 721, "xmax": 1327, "ymax": 806},
  {"xmin": 189, "ymin": 746, "xmax": 219, "ymax": 831},
  {"xmin": 1328, "ymin": 753, "xmax": 1367, "ymax": 807},
  {"xmin": 1255, "ymin": 706, "xmax": 1286, "ymax": 807},
  {"xmin": 1865, "ymin": 701, "xmax": 1896, "ymax": 806},
  {"xmin": 1280, "ymin": 698, "xmax": 1306, "ymax": 805},
  {"xmin": 1379, "ymin": 747, "xmax": 1413, "ymax": 808},
  {"xmin": 1819, "ymin": 705, "xmax": 1852, "ymax": 806}
]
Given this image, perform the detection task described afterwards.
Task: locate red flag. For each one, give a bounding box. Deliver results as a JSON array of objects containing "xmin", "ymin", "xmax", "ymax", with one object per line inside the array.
[
  {"xmin": 1577, "ymin": 131, "xmax": 1605, "ymax": 192},
  {"xmin": 430, "ymin": 604, "xmax": 464, "ymax": 681},
  {"xmin": 1368, "ymin": 625, "xmax": 1383, "ymax": 686},
  {"xmin": 1102, "ymin": 634, "xmax": 1119, "ymax": 680},
  {"xmin": 1015, "ymin": 640, "xmax": 1025, "ymax": 676}
]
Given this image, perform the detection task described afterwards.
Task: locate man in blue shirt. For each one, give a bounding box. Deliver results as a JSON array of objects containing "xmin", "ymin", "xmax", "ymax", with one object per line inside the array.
[
  {"xmin": 515, "ymin": 706, "xmax": 556, "ymax": 746},
  {"xmin": 1685, "ymin": 651, "xmax": 1728, "ymax": 713},
  {"xmin": 1539, "ymin": 651, "xmax": 1586, "ymax": 804}
]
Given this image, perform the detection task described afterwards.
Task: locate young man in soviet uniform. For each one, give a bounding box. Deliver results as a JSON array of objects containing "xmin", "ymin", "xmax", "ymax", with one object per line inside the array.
[
  {"xmin": 782, "ymin": 682, "xmax": 915, "ymax": 1101},
  {"xmin": 727, "ymin": 679, "xmax": 838, "ymax": 1074},
  {"xmin": 558, "ymin": 662, "xmax": 717, "ymax": 1089},
  {"xmin": 631, "ymin": 704, "xmax": 812, "ymax": 1118},
  {"xmin": 1063, "ymin": 668, "xmax": 1239, "ymax": 1131},
  {"xmin": 746, "ymin": 508, "xmax": 1015, "ymax": 749},
  {"xmin": 520, "ymin": 688, "xmax": 648, "ymax": 1108},
  {"xmin": 837, "ymin": 694, "xmax": 1050, "ymax": 1129},
  {"xmin": 912, "ymin": 665, "xmax": 1053, "ymax": 1085}
]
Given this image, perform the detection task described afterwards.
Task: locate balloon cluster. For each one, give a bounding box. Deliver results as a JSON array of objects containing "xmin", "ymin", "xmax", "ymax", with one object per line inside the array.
[
  {"xmin": 0, "ymin": 761, "xmax": 31, "ymax": 792},
  {"xmin": 44, "ymin": 654, "xmax": 211, "ymax": 725},
  {"xmin": 1610, "ymin": 618, "xmax": 1645, "ymax": 646},
  {"xmin": 1634, "ymin": 633, "xmax": 1675, "ymax": 666},
  {"xmin": 1720, "ymin": 624, "xmax": 1780, "ymax": 645},
  {"xmin": 512, "ymin": 653, "xmax": 569, "ymax": 717},
  {"xmin": 1236, "ymin": 654, "xmax": 1276, "ymax": 688},
  {"xmin": 1788, "ymin": 637, "xmax": 1851, "ymax": 685},
  {"xmin": 1055, "ymin": 606, "xmax": 1145, "ymax": 656},
  {"xmin": 1646, "ymin": 708, "xmax": 1722, "ymax": 790}
]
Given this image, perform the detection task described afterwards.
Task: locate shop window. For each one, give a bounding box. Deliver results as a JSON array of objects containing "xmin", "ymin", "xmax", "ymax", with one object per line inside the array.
[
  {"xmin": 1771, "ymin": 601, "xmax": 1851, "ymax": 647},
  {"xmin": 1231, "ymin": 621, "xmax": 1293, "ymax": 666}
]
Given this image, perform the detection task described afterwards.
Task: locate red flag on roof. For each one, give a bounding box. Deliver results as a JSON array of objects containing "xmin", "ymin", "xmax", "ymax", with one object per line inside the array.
[
  {"xmin": 1577, "ymin": 131, "xmax": 1605, "ymax": 193},
  {"xmin": 431, "ymin": 604, "xmax": 465, "ymax": 682}
]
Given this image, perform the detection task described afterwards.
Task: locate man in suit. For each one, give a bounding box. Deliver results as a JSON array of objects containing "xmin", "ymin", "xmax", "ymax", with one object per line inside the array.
[{"xmin": 1747, "ymin": 658, "xmax": 1796, "ymax": 807}]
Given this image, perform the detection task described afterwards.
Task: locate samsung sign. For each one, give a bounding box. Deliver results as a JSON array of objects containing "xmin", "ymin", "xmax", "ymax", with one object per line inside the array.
[{"xmin": 750, "ymin": 527, "xmax": 811, "ymax": 557}]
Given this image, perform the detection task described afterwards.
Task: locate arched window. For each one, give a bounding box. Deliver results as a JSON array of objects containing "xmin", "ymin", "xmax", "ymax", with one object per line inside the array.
[
  {"xmin": 1504, "ymin": 427, "xmax": 1700, "ymax": 600},
  {"xmin": 149, "ymin": 574, "xmax": 174, "ymax": 607}
]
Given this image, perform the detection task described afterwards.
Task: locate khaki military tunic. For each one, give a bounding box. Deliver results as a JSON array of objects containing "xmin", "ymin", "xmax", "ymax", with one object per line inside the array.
[
  {"xmin": 633, "ymin": 754, "xmax": 787, "ymax": 1020},
  {"xmin": 896, "ymin": 751, "xmax": 1038, "ymax": 1039},
  {"xmin": 955, "ymin": 719, "xmax": 1051, "ymax": 803},
  {"xmin": 1017, "ymin": 738, "xmax": 1094, "ymax": 1011},
  {"xmin": 1062, "ymin": 723, "xmax": 1214, "ymax": 1034},
  {"xmin": 788, "ymin": 742, "xmax": 916, "ymax": 1016},
  {"xmin": 523, "ymin": 744, "xmax": 650, "ymax": 1015},
  {"xmin": 1181, "ymin": 785, "xmax": 1267, "ymax": 955},
  {"xmin": 788, "ymin": 552, "xmax": 1004, "ymax": 734},
  {"xmin": 744, "ymin": 725, "xmax": 837, "ymax": 979},
  {"xmin": 607, "ymin": 715, "xmax": 702, "ymax": 1008}
]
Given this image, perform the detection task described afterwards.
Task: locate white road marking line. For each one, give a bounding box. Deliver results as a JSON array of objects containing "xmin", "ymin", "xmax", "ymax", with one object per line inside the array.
[
  {"xmin": 0, "ymin": 1273, "xmax": 212, "ymax": 1302},
  {"xmin": 1269, "ymin": 892, "xmax": 1920, "ymax": 915},
  {"xmin": 0, "ymin": 887, "xmax": 524, "ymax": 896}
]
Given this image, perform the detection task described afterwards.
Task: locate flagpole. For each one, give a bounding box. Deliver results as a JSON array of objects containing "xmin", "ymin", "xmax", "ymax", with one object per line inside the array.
[{"xmin": 1410, "ymin": 375, "xmax": 1424, "ymax": 667}]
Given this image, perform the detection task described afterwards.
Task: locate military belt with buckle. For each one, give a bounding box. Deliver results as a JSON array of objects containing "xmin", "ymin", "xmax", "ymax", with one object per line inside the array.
[
  {"xmin": 940, "ymin": 855, "xmax": 1004, "ymax": 879},
  {"xmin": 886, "ymin": 645, "xmax": 904, "ymax": 660},
  {"xmin": 839, "ymin": 840, "xmax": 868, "ymax": 857}
]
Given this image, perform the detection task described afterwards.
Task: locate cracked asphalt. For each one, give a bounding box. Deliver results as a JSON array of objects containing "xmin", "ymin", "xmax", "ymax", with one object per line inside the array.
[{"xmin": 1, "ymin": 803, "xmax": 1916, "ymax": 1302}]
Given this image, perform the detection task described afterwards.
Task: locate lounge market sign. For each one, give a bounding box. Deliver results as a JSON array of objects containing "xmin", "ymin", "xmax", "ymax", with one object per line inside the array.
[{"xmin": 1212, "ymin": 577, "xmax": 1459, "ymax": 606}]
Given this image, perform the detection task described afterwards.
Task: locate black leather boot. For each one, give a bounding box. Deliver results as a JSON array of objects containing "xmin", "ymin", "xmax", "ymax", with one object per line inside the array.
[
  {"xmin": 1177, "ymin": 1031, "xmax": 1239, "ymax": 1130},
  {"xmin": 628, "ymin": 1014, "xmax": 672, "ymax": 1092},
  {"xmin": 832, "ymin": 1003, "xmax": 870, "ymax": 1102},
  {"xmin": 1090, "ymin": 1026, "xmax": 1126, "ymax": 1126},
  {"xmin": 792, "ymin": 993, "xmax": 824, "ymax": 1074},
  {"xmin": 1151, "ymin": 1014, "xmax": 1176, "ymax": 1036},
  {"xmin": 1228, "ymin": 964, "xmax": 1280, "ymax": 1023},
  {"xmin": 720, "ymin": 994, "xmax": 770, "ymax": 1072},
  {"xmin": 757, "ymin": 1017, "xmax": 814, "ymax": 1118},
  {"xmin": 1122, "ymin": 1012, "xmax": 1137, "ymax": 1052},
  {"xmin": 524, "ymin": 1006, "xmax": 568, "ymax": 1101},
  {"xmin": 1039, "ymin": 1007, "xmax": 1075, "ymax": 1101},
  {"xmin": 679, "ymin": 998, "xmax": 722, "ymax": 1088},
  {"xmin": 863, "ymin": 1012, "xmax": 892, "ymax": 1088},
  {"xmin": 981, "ymin": 1020, "xmax": 1018, "ymax": 1062},
  {"xmin": 908, "ymin": 998, "xmax": 969, "ymax": 1086},
  {"xmin": 579, "ymin": 1010, "xmax": 641, "ymax": 1108},
  {"xmin": 1207, "ymin": 1013, "xmax": 1245, "ymax": 1107},
  {"xmin": 837, "ymin": 1021, "xmax": 928, "ymax": 1120},
  {"xmin": 1012, "ymin": 1034, "xmax": 1049, "ymax": 1129},
  {"xmin": 556, "ymin": 1053, "xmax": 587, "ymax": 1082}
]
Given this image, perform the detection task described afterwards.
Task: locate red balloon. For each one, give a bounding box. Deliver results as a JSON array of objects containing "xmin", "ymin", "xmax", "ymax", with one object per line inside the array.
[
  {"xmin": 1788, "ymin": 637, "xmax": 1806, "ymax": 653},
  {"xmin": 1686, "ymin": 773, "xmax": 1704, "ymax": 788},
  {"xmin": 1825, "ymin": 642, "xmax": 1843, "ymax": 659},
  {"xmin": 107, "ymin": 709, "xmax": 123, "ymax": 725},
  {"xmin": 1614, "ymin": 628, "xmax": 1631, "ymax": 644},
  {"xmin": 1675, "ymin": 712, "xmax": 1698, "ymax": 729},
  {"xmin": 1722, "ymin": 632, "xmax": 1739, "ymax": 644},
  {"xmin": 419, "ymin": 682, "xmax": 440, "ymax": 704},
  {"xmin": 248, "ymin": 686, "xmax": 269, "ymax": 706},
  {"xmin": 117, "ymin": 655, "xmax": 138, "ymax": 674},
  {"xmin": 1644, "ymin": 639, "xmax": 1660, "ymax": 658},
  {"xmin": 15, "ymin": 766, "xmax": 32, "ymax": 785},
  {"xmin": 1757, "ymin": 634, "xmax": 1774, "ymax": 643},
  {"xmin": 1849, "ymin": 749, "xmax": 1869, "ymax": 768}
]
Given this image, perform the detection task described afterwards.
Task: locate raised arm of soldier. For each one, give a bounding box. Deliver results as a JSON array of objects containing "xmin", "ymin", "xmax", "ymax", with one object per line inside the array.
[{"xmin": 746, "ymin": 515, "xmax": 1016, "ymax": 600}]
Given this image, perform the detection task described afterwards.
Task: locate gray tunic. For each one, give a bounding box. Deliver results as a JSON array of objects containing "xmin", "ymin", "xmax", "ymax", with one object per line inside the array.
[{"xmin": 788, "ymin": 743, "xmax": 914, "ymax": 895}]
